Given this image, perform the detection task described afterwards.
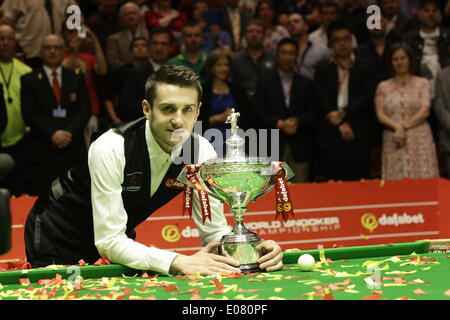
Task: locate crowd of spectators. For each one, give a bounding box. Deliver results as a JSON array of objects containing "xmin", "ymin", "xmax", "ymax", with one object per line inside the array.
[{"xmin": 0, "ymin": 0, "xmax": 449, "ymax": 197}]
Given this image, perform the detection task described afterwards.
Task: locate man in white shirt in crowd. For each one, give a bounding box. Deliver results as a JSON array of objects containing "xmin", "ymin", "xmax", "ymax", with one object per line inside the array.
[
  {"xmin": 286, "ymin": 12, "xmax": 330, "ymax": 80},
  {"xmin": 24, "ymin": 65, "xmax": 282, "ymax": 276}
]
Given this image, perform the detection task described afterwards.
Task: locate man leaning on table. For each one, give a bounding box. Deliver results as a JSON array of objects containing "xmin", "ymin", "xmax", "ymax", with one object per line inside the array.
[{"xmin": 24, "ymin": 65, "xmax": 283, "ymax": 276}]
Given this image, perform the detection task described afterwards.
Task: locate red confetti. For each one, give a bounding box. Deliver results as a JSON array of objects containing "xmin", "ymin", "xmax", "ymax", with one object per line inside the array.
[
  {"xmin": 191, "ymin": 294, "xmax": 203, "ymax": 300},
  {"xmin": 37, "ymin": 274, "xmax": 63, "ymax": 286},
  {"xmin": 78, "ymin": 259, "xmax": 88, "ymax": 266},
  {"xmin": 334, "ymin": 279, "xmax": 351, "ymax": 286},
  {"xmin": 247, "ymin": 278, "xmax": 264, "ymax": 282},
  {"xmin": 188, "ymin": 288, "xmax": 201, "ymax": 294},
  {"xmin": 313, "ymin": 285, "xmax": 322, "ymax": 291},
  {"xmin": 164, "ymin": 285, "xmax": 179, "ymax": 292},
  {"xmin": 141, "ymin": 273, "xmax": 150, "ymax": 278},
  {"xmin": 94, "ymin": 257, "xmax": 111, "ymax": 266},
  {"xmin": 18, "ymin": 278, "xmax": 30, "ymax": 285},
  {"xmin": 362, "ymin": 295, "xmax": 382, "ymax": 300},
  {"xmin": 222, "ymin": 274, "xmax": 242, "ymax": 279},
  {"xmin": 210, "ymin": 279, "xmax": 224, "ymax": 290},
  {"xmin": 413, "ymin": 289, "xmax": 427, "ymax": 295},
  {"xmin": 371, "ymin": 290, "xmax": 383, "ymax": 295},
  {"xmin": 444, "ymin": 290, "xmax": 450, "ymax": 296},
  {"xmin": 327, "ymin": 284, "xmax": 340, "ymax": 291},
  {"xmin": 208, "ymin": 289, "xmax": 224, "ymax": 295},
  {"xmin": 178, "ymin": 275, "xmax": 197, "ymax": 280},
  {"xmin": 323, "ymin": 293, "xmax": 334, "ymax": 300},
  {"xmin": 1, "ymin": 261, "xmax": 32, "ymax": 272}
]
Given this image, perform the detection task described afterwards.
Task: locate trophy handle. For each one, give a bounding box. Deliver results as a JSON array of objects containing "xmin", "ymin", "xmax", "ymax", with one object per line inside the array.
[{"xmin": 252, "ymin": 162, "xmax": 295, "ymax": 202}]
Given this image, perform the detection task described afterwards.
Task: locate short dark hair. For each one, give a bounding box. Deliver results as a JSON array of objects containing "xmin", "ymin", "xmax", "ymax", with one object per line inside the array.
[
  {"xmin": 417, "ymin": 0, "xmax": 439, "ymax": 9},
  {"xmin": 245, "ymin": 18, "xmax": 265, "ymax": 32},
  {"xmin": 129, "ymin": 36, "xmax": 149, "ymax": 50},
  {"xmin": 149, "ymin": 26, "xmax": 174, "ymax": 44},
  {"xmin": 387, "ymin": 42, "xmax": 417, "ymax": 76},
  {"xmin": 319, "ymin": 0, "xmax": 341, "ymax": 13},
  {"xmin": 326, "ymin": 20, "xmax": 352, "ymax": 43},
  {"xmin": 145, "ymin": 65, "xmax": 203, "ymax": 107},
  {"xmin": 255, "ymin": 0, "xmax": 276, "ymax": 24},
  {"xmin": 277, "ymin": 37, "xmax": 299, "ymax": 53}
]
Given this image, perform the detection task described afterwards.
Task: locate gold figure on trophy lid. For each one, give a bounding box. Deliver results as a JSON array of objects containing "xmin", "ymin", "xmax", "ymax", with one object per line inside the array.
[{"xmin": 225, "ymin": 108, "xmax": 245, "ymax": 159}]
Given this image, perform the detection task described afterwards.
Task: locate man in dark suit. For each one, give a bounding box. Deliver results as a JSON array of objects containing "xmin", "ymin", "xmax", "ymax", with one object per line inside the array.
[
  {"xmin": 119, "ymin": 27, "xmax": 172, "ymax": 123},
  {"xmin": 21, "ymin": 34, "xmax": 91, "ymax": 196},
  {"xmin": 214, "ymin": 0, "xmax": 252, "ymax": 52},
  {"xmin": 314, "ymin": 22, "xmax": 376, "ymax": 181},
  {"xmin": 254, "ymin": 38, "xmax": 315, "ymax": 183}
]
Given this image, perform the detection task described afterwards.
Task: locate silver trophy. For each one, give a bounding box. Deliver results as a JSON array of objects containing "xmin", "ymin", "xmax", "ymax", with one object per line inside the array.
[{"xmin": 177, "ymin": 109, "xmax": 294, "ymax": 272}]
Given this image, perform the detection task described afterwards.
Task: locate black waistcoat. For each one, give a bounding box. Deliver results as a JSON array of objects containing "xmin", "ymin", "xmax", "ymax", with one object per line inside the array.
[{"xmin": 34, "ymin": 117, "xmax": 199, "ymax": 264}]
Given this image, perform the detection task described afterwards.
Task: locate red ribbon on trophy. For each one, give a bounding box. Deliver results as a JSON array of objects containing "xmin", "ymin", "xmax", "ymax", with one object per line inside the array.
[
  {"xmin": 273, "ymin": 162, "xmax": 294, "ymax": 222},
  {"xmin": 164, "ymin": 177, "xmax": 192, "ymax": 218},
  {"xmin": 185, "ymin": 164, "xmax": 212, "ymax": 224}
]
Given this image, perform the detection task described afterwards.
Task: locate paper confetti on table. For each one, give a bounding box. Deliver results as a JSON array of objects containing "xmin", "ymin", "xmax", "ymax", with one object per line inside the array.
[{"xmin": 413, "ymin": 289, "xmax": 427, "ymax": 295}]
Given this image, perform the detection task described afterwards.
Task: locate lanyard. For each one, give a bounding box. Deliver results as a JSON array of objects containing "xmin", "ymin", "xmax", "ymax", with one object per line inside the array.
[{"xmin": 0, "ymin": 60, "xmax": 13, "ymax": 104}]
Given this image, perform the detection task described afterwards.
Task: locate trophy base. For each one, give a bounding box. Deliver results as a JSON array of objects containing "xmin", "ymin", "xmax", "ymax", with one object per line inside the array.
[
  {"xmin": 239, "ymin": 263, "xmax": 261, "ymax": 273},
  {"xmin": 219, "ymin": 224, "xmax": 263, "ymax": 272}
]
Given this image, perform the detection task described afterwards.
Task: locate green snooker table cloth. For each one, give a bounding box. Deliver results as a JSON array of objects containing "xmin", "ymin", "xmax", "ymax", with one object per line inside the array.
[{"xmin": 0, "ymin": 241, "xmax": 449, "ymax": 301}]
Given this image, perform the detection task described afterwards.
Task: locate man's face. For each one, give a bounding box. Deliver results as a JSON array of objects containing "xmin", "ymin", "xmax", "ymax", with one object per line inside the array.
[
  {"xmin": 143, "ymin": 83, "xmax": 200, "ymax": 153},
  {"xmin": 277, "ymin": 43, "xmax": 298, "ymax": 73},
  {"xmin": 258, "ymin": 2, "xmax": 274, "ymax": 23},
  {"xmin": 0, "ymin": 26, "xmax": 16, "ymax": 61},
  {"xmin": 131, "ymin": 39, "xmax": 150, "ymax": 59},
  {"xmin": 329, "ymin": 29, "xmax": 353, "ymax": 58},
  {"xmin": 287, "ymin": 13, "xmax": 308, "ymax": 37},
  {"xmin": 183, "ymin": 26, "xmax": 203, "ymax": 52},
  {"xmin": 40, "ymin": 35, "xmax": 65, "ymax": 68},
  {"xmin": 245, "ymin": 23, "xmax": 264, "ymax": 49},
  {"xmin": 149, "ymin": 33, "xmax": 171, "ymax": 64},
  {"xmin": 417, "ymin": 3, "xmax": 439, "ymax": 28},
  {"xmin": 320, "ymin": 6, "xmax": 338, "ymax": 27},
  {"xmin": 380, "ymin": 0, "xmax": 400, "ymax": 17},
  {"xmin": 194, "ymin": 1, "xmax": 208, "ymax": 14},
  {"xmin": 121, "ymin": 4, "xmax": 141, "ymax": 29}
]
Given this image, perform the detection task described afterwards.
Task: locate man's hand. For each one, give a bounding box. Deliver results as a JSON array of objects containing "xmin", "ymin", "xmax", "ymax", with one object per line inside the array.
[
  {"xmin": 169, "ymin": 242, "xmax": 241, "ymax": 276},
  {"xmin": 51, "ymin": 130, "xmax": 72, "ymax": 149},
  {"xmin": 326, "ymin": 110, "xmax": 343, "ymax": 126},
  {"xmin": 256, "ymin": 240, "xmax": 283, "ymax": 271},
  {"xmin": 278, "ymin": 117, "xmax": 298, "ymax": 135},
  {"xmin": 338, "ymin": 123, "xmax": 355, "ymax": 142}
]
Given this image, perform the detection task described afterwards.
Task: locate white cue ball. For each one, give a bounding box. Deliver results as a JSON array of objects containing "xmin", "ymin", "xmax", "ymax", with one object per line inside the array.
[{"xmin": 298, "ymin": 254, "xmax": 315, "ymax": 271}]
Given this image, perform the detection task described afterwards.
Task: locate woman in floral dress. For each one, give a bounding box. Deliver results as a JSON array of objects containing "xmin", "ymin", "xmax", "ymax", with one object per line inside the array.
[{"xmin": 375, "ymin": 43, "xmax": 439, "ymax": 180}]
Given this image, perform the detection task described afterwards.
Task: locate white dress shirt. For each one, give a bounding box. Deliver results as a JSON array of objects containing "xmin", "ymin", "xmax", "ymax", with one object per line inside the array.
[
  {"xmin": 88, "ymin": 120, "xmax": 232, "ymax": 274},
  {"xmin": 42, "ymin": 65, "xmax": 62, "ymax": 88}
]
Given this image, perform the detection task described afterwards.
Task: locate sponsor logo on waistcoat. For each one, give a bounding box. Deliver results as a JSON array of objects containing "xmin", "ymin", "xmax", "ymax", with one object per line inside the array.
[{"xmin": 123, "ymin": 172, "xmax": 143, "ymax": 192}]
